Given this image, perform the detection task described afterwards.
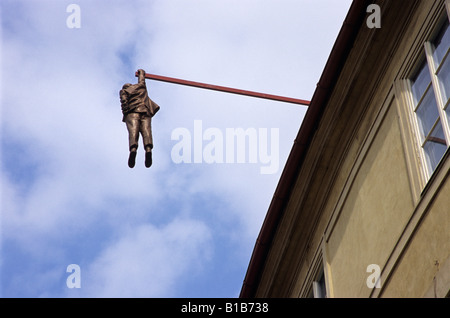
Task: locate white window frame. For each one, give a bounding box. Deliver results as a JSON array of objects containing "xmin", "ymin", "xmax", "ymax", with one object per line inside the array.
[{"xmin": 404, "ymin": 4, "xmax": 450, "ymax": 182}]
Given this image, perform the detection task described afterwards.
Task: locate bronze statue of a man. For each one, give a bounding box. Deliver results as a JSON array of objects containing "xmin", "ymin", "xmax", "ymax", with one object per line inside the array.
[{"xmin": 120, "ymin": 69, "xmax": 160, "ymax": 168}]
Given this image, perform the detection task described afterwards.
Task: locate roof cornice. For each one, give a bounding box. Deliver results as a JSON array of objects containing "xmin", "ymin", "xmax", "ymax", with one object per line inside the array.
[{"xmin": 240, "ymin": 0, "xmax": 371, "ymax": 298}]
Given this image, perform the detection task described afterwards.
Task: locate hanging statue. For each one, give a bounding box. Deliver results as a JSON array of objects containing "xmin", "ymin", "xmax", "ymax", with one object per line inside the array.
[{"xmin": 120, "ymin": 69, "xmax": 160, "ymax": 168}]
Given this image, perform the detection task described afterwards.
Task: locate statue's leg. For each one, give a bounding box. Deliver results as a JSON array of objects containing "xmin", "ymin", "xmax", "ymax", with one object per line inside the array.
[
  {"xmin": 140, "ymin": 115, "xmax": 153, "ymax": 168},
  {"xmin": 125, "ymin": 113, "xmax": 140, "ymax": 168}
]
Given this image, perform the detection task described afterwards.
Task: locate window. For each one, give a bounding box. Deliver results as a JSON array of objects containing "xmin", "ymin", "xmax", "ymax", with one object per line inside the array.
[
  {"xmin": 303, "ymin": 250, "xmax": 329, "ymax": 298},
  {"xmin": 408, "ymin": 14, "xmax": 450, "ymax": 179},
  {"xmin": 312, "ymin": 270, "xmax": 327, "ymax": 298}
]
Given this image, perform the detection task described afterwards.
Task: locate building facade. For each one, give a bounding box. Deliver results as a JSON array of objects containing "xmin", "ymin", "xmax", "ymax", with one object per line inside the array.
[{"xmin": 241, "ymin": 0, "xmax": 450, "ymax": 298}]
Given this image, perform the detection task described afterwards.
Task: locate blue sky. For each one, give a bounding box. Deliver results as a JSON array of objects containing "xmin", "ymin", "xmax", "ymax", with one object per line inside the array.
[{"xmin": 1, "ymin": 0, "xmax": 352, "ymax": 297}]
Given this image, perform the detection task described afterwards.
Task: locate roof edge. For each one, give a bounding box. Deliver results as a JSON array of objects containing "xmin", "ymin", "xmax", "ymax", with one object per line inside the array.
[{"xmin": 240, "ymin": 0, "xmax": 371, "ymax": 298}]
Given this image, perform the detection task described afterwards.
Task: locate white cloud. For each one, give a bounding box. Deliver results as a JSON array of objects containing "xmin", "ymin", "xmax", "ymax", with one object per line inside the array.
[{"xmin": 79, "ymin": 218, "xmax": 212, "ymax": 297}]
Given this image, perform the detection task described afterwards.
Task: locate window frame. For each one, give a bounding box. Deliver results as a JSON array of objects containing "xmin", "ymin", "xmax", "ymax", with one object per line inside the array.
[
  {"xmin": 402, "ymin": 5, "xmax": 450, "ymax": 183},
  {"xmin": 312, "ymin": 270, "xmax": 327, "ymax": 298},
  {"xmin": 299, "ymin": 241, "xmax": 332, "ymax": 298}
]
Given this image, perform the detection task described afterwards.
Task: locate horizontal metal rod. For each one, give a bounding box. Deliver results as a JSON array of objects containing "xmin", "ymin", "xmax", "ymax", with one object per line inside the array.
[{"xmin": 136, "ymin": 72, "xmax": 310, "ymax": 106}]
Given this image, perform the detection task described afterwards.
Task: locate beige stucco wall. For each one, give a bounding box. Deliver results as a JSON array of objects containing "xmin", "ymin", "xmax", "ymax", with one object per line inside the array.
[
  {"xmin": 324, "ymin": 99, "xmax": 449, "ymax": 298},
  {"xmin": 381, "ymin": 175, "xmax": 450, "ymax": 297},
  {"xmin": 326, "ymin": 104, "xmax": 415, "ymax": 297}
]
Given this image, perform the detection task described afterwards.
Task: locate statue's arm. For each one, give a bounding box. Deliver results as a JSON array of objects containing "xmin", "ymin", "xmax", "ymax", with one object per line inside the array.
[{"xmin": 120, "ymin": 90, "xmax": 129, "ymax": 112}]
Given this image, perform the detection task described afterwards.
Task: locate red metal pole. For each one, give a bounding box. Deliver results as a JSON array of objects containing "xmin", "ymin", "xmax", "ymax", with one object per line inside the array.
[{"xmin": 136, "ymin": 72, "xmax": 310, "ymax": 106}]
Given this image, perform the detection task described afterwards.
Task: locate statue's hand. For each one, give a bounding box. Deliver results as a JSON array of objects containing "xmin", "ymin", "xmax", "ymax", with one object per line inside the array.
[{"xmin": 137, "ymin": 69, "xmax": 145, "ymax": 75}]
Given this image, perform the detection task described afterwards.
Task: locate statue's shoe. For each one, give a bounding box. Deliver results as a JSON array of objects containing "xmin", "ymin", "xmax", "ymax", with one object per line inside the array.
[
  {"xmin": 128, "ymin": 151, "xmax": 137, "ymax": 168},
  {"xmin": 145, "ymin": 151, "xmax": 152, "ymax": 168}
]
